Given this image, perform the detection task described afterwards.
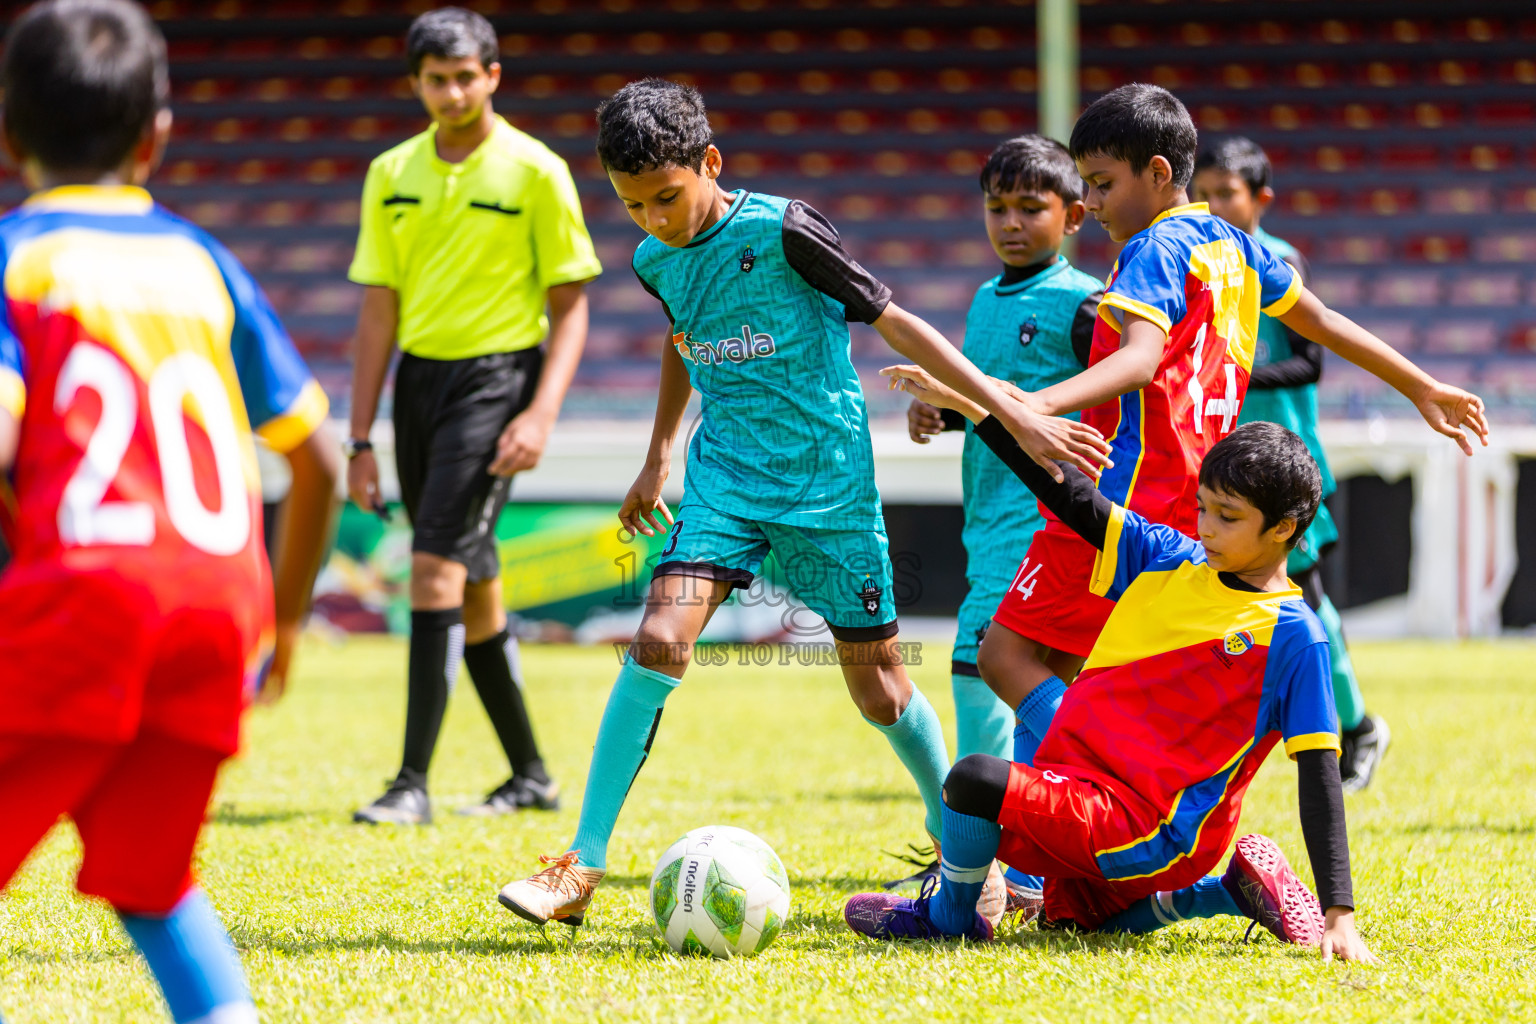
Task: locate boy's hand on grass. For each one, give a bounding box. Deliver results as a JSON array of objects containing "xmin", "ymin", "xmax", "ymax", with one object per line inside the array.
[
  {"xmin": 906, "ymin": 399, "xmax": 946, "ymax": 444},
  {"xmin": 1320, "ymin": 907, "xmax": 1376, "ymax": 964},
  {"xmin": 1413, "ymin": 382, "xmax": 1490, "ymax": 456},
  {"xmin": 619, "ymin": 464, "xmax": 674, "ymax": 539},
  {"xmin": 490, "ymin": 409, "xmax": 555, "ymax": 476}
]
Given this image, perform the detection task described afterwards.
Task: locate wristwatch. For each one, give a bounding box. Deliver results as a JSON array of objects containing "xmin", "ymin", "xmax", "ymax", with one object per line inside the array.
[{"xmin": 343, "ymin": 437, "xmax": 373, "ymax": 459}]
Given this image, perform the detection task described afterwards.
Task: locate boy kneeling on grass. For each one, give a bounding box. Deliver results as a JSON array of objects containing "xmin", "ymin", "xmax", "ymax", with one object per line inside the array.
[{"xmin": 844, "ymin": 365, "xmax": 1376, "ymax": 963}]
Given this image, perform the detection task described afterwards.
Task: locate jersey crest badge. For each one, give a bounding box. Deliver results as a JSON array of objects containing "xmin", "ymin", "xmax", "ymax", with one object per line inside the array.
[
  {"xmin": 1018, "ymin": 315, "xmax": 1039, "ymax": 347},
  {"xmin": 1222, "ymin": 630, "xmax": 1255, "ymax": 656},
  {"xmin": 858, "ymin": 577, "xmax": 883, "ymax": 616},
  {"xmin": 739, "ymin": 246, "xmax": 757, "ymax": 273}
]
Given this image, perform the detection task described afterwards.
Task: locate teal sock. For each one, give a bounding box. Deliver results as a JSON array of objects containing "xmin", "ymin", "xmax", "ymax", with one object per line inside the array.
[
  {"xmin": 930, "ymin": 803, "xmax": 1001, "ymax": 935},
  {"xmin": 568, "ymin": 656, "xmax": 680, "ymax": 870},
  {"xmin": 1101, "ymin": 875, "xmax": 1240, "ymax": 934},
  {"xmin": 1016, "ymin": 675, "xmax": 1066, "ymax": 745},
  {"xmin": 867, "ymin": 687, "xmax": 950, "ymax": 842},
  {"xmin": 952, "ymin": 672, "xmax": 1011, "ymax": 759},
  {"xmin": 1316, "ymin": 594, "xmax": 1365, "ymax": 731}
]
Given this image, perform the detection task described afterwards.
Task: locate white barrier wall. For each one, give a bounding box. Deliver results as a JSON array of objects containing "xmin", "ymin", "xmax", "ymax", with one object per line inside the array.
[{"xmin": 291, "ymin": 418, "xmax": 1534, "ymax": 639}]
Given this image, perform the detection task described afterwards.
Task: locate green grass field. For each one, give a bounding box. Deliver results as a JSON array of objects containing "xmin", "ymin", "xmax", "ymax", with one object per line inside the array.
[{"xmin": 3, "ymin": 637, "xmax": 1534, "ymax": 1022}]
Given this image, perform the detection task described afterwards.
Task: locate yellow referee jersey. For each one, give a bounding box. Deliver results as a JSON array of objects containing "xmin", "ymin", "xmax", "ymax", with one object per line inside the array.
[{"xmin": 348, "ymin": 116, "xmax": 602, "ymax": 360}]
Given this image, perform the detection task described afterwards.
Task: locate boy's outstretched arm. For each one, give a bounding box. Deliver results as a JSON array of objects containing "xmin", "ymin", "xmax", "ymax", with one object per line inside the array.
[
  {"xmin": 619, "ymin": 337, "xmax": 692, "ymax": 539},
  {"xmin": 263, "ymin": 423, "xmax": 342, "ymax": 702},
  {"xmin": 1020, "ymin": 312, "xmax": 1168, "ymax": 417},
  {"xmin": 1278, "ymin": 288, "xmax": 1489, "ymax": 454},
  {"xmin": 882, "ymin": 365, "xmax": 1111, "ymax": 550},
  {"xmin": 1296, "ymin": 748, "xmax": 1377, "ymax": 963},
  {"xmin": 874, "ymin": 303, "xmax": 1111, "ymax": 482}
]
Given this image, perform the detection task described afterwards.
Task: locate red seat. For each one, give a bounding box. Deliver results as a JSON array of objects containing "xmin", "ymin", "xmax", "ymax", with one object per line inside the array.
[
  {"xmin": 1379, "ymin": 145, "xmax": 1441, "ymax": 171},
  {"xmin": 1428, "ymin": 60, "xmax": 1481, "ymax": 87},
  {"xmin": 1495, "ymin": 59, "xmax": 1536, "ymax": 86},
  {"xmin": 1403, "ymin": 235, "xmax": 1469, "ymax": 264},
  {"xmin": 343, "ymin": 115, "xmax": 398, "ymax": 143},
  {"xmin": 560, "ymin": 33, "xmax": 604, "ymax": 58},
  {"xmin": 1406, "ymin": 102, "xmax": 1460, "ymax": 129},
  {"xmin": 160, "ymin": 158, "xmax": 220, "ymax": 186},
  {"xmin": 1321, "ymin": 235, "xmax": 1390, "ymax": 264},
  {"xmin": 293, "ymin": 285, "xmax": 360, "ymax": 317},
  {"xmin": 1455, "ymin": 144, "xmax": 1515, "ymax": 171},
  {"xmin": 294, "ymin": 36, "xmax": 343, "ymax": 61},
  {"xmin": 696, "ymin": 30, "xmax": 734, "ymax": 56},
  {"xmin": 317, "ymin": 76, "xmax": 372, "ymax": 102},
  {"xmin": 1474, "ymin": 102, "xmax": 1534, "ymax": 128},
  {"xmin": 274, "ymin": 116, "xmax": 329, "ymax": 143},
  {"xmin": 1353, "ymin": 187, "xmax": 1417, "ymax": 217},
  {"xmin": 225, "ymin": 37, "xmax": 278, "ymax": 61},
  {"xmin": 180, "ymin": 199, "xmax": 243, "ymax": 228},
  {"xmin": 1425, "ymin": 187, "xmax": 1493, "ymax": 215},
  {"xmin": 1285, "ymin": 63, "xmax": 1338, "ymax": 89},
  {"xmin": 1507, "ymin": 326, "xmax": 1536, "ymax": 354},
  {"xmin": 1177, "ymin": 22, "xmax": 1225, "ymax": 47},
  {"xmin": 301, "ymin": 158, "xmax": 363, "ymax": 184},
  {"xmin": 797, "ymin": 151, "xmax": 850, "ymax": 179},
  {"xmin": 1310, "ymin": 271, "xmax": 1363, "ymax": 307},
  {"xmin": 1310, "ymin": 145, "xmax": 1365, "ymax": 172},
  {"xmin": 1501, "ymin": 187, "xmax": 1536, "ymax": 214},
  {"xmin": 205, "ymin": 116, "xmax": 261, "ymax": 144},
  {"xmin": 225, "ymin": 241, "xmax": 268, "ymax": 272},
  {"xmin": 1218, "ymin": 63, "xmax": 1264, "ymax": 90},
  {"xmin": 909, "ymin": 194, "xmax": 962, "ymax": 221},
  {"xmin": 796, "ymin": 70, "xmax": 841, "ymax": 96},
  {"xmin": 904, "ymin": 109, "xmax": 956, "ymax": 135},
  {"xmin": 628, "ymin": 31, "xmax": 669, "ymax": 56},
  {"xmin": 359, "ymin": 35, "xmax": 404, "ymax": 60},
  {"xmin": 1473, "ymin": 233, "xmax": 1536, "ymax": 263},
  {"xmin": 177, "ymin": 78, "xmax": 236, "ymax": 104},
  {"xmin": 252, "ymin": 200, "xmax": 313, "ymax": 227},
  {"xmin": 969, "ymin": 26, "xmax": 1016, "ymax": 51},
  {"xmin": 944, "ymin": 149, "xmax": 987, "ymax": 177},
  {"xmin": 1280, "ymin": 188, "xmax": 1341, "ymax": 217},
  {"xmin": 832, "ymin": 195, "xmax": 890, "ymax": 222},
  {"xmin": 248, "ymin": 78, "xmax": 305, "ymax": 103},
  {"xmin": 976, "ymin": 107, "xmax": 1023, "ymax": 135},
  {"xmin": 166, "ymin": 38, "xmax": 215, "ymax": 61},
  {"xmin": 1081, "ymin": 66, "xmax": 1126, "ymax": 93},
  {"xmin": 273, "ymin": 243, "xmax": 350, "ymax": 274},
  {"xmin": 230, "ymin": 158, "xmax": 288, "ymax": 185},
  {"xmin": 1266, "ymin": 103, "xmax": 1317, "ymax": 131},
  {"xmin": 834, "ymin": 109, "xmax": 889, "ymax": 136},
  {"xmin": 870, "ymin": 239, "xmax": 933, "ymax": 267},
  {"xmin": 1333, "ymin": 103, "xmax": 1388, "ymax": 131},
  {"xmin": 1451, "ymin": 17, "xmax": 1500, "ymax": 43},
  {"xmin": 1310, "ymin": 19, "xmax": 1362, "ymax": 45}
]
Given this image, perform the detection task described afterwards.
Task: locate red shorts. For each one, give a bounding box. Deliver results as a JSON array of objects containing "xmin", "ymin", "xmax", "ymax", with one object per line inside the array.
[
  {"xmin": 991, "ymin": 518, "xmax": 1114, "ymax": 659},
  {"xmin": 0, "ymin": 566, "xmax": 252, "ymax": 753},
  {"xmin": 994, "ymin": 761, "xmax": 1222, "ymax": 930},
  {"xmin": 0, "ymin": 733, "xmax": 225, "ymax": 915}
]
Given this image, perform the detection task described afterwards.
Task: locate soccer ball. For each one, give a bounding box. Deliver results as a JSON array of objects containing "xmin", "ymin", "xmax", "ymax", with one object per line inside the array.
[{"xmin": 649, "ymin": 825, "xmax": 791, "ymax": 958}]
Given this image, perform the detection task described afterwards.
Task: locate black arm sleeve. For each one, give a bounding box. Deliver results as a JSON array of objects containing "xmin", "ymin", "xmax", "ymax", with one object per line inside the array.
[
  {"xmin": 973, "ymin": 415, "xmax": 1111, "ymax": 549},
  {"xmin": 1249, "ymin": 331, "xmax": 1323, "ymax": 390},
  {"xmin": 1296, "ymin": 748, "xmax": 1354, "ymax": 910},
  {"xmin": 1070, "ymin": 291, "xmax": 1102, "ymax": 369},
  {"xmin": 781, "ymin": 200, "xmax": 893, "ymax": 324},
  {"xmin": 939, "ymin": 408, "xmax": 967, "ymax": 432},
  {"xmin": 632, "ymin": 263, "xmax": 675, "ymax": 325}
]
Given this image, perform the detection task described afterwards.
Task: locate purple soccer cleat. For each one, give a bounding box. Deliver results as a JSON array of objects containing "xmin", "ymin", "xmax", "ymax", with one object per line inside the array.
[
  {"xmin": 1222, "ymin": 833, "xmax": 1326, "ymax": 948},
  {"xmin": 844, "ymin": 877, "xmax": 994, "ymax": 943}
]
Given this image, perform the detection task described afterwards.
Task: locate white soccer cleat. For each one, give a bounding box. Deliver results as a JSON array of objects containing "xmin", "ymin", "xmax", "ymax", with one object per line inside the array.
[{"xmin": 497, "ymin": 852, "xmax": 605, "ymax": 928}]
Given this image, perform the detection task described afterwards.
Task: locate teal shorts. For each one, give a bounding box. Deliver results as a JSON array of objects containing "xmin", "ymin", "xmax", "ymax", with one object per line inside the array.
[
  {"xmin": 1288, "ymin": 499, "xmax": 1340, "ymax": 575},
  {"xmin": 952, "ymin": 574, "xmax": 1011, "ymax": 670},
  {"xmin": 654, "ymin": 500, "xmax": 898, "ymax": 641}
]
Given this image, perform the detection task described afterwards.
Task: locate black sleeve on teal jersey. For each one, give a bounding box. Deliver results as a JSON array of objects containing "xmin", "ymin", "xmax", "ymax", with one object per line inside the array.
[
  {"xmin": 632, "ymin": 264, "xmax": 675, "ymax": 325},
  {"xmin": 1249, "ymin": 331, "xmax": 1322, "ymax": 390},
  {"xmin": 781, "ymin": 200, "xmax": 892, "ymax": 324},
  {"xmin": 973, "ymin": 415, "xmax": 1110, "ymax": 547},
  {"xmin": 1070, "ymin": 291, "xmax": 1102, "ymax": 369},
  {"xmin": 939, "ymin": 409, "xmax": 967, "ymax": 432},
  {"xmin": 1297, "ymin": 749, "xmax": 1353, "ymax": 910}
]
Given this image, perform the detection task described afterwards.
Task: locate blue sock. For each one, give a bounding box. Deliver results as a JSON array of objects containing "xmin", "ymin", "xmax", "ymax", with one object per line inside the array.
[
  {"xmin": 118, "ymin": 889, "xmax": 255, "ymax": 1024},
  {"xmin": 1012, "ymin": 719, "xmax": 1041, "ymax": 766},
  {"xmin": 951, "ymin": 672, "xmax": 1011, "ymax": 760},
  {"xmin": 866, "ymin": 687, "xmax": 950, "ymax": 842},
  {"xmin": 568, "ymin": 655, "xmax": 680, "ymax": 871},
  {"xmin": 929, "ymin": 803, "xmax": 1001, "ymax": 935},
  {"xmin": 1015, "ymin": 675, "xmax": 1066, "ymax": 746},
  {"xmin": 1100, "ymin": 875, "xmax": 1241, "ymax": 934}
]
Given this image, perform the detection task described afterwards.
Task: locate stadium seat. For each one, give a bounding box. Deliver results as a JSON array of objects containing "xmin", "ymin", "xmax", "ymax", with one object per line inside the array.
[
  {"xmin": 1426, "ymin": 187, "xmax": 1493, "ymax": 215},
  {"xmin": 1404, "ymin": 235, "xmax": 1469, "ymax": 263},
  {"xmin": 1280, "ymin": 188, "xmax": 1342, "ymax": 217},
  {"xmin": 1455, "ymin": 145, "xmax": 1515, "ymax": 171},
  {"xmin": 293, "ymin": 284, "xmax": 360, "ymax": 317},
  {"xmin": 273, "ymin": 243, "xmax": 351, "ymax": 273},
  {"xmin": 1322, "ymin": 235, "xmax": 1391, "ymax": 264},
  {"xmin": 1219, "ymin": 63, "xmax": 1264, "ymax": 90},
  {"xmin": 1447, "ymin": 272, "xmax": 1520, "ymax": 307},
  {"xmin": 181, "ymin": 199, "xmax": 244, "ymax": 228},
  {"xmin": 1473, "ymin": 102, "xmax": 1534, "ymax": 128},
  {"xmin": 1266, "ymin": 104, "xmax": 1317, "ymax": 131},
  {"xmin": 161, "ymin": 158, "xmax": 220, "ymax": 185},
  {"xmin": 1420, "ymin": 321, "xmax": 1499, "ymax": 356},
  {"xmin": 1311, "ymin": 146, "xmax": 1366, "ymax": 172},
  {"xmin": 1334, "ymin": 104, "xmax": 1388, "ymax": 131},
  {"xmin": 1407, "ymin": 102, "xmax": 1460, "ymax": 129},
  {"xmin": 1501, "ymin": 187, "xmax": 1536, "ymax": 214},
  {"xmin": 252, "ymin": 200, "xmax": 314, "ymax": 227},
  {"xmin": 1369, "ymin": 271, "xmax": 1441, "ymax": 308},
  {"xmin": 1474, "ymin": 233, "xmax": 1536, "ymax": 263},
  {"xmin": 231, "ymin": 158, "xmax": 289, "ymax": 185},
  {"xmin": 1354, "ymin": 188, "xmax": 1418, "ymax": 217},
  {"xmin": 1285, "ymin": 63, "xmax": 1339, "ymax": 90},
  {"xmin": 1380, "ymin": 145, "xmax": 1443, "ymax": 171},
  {"xmin": 1309, "ymin": 271, "xmax": 1363, "ymax": 307},
  {"xmin": 832, "ymin": 194, "xmax": 890, "ymax": 222}
]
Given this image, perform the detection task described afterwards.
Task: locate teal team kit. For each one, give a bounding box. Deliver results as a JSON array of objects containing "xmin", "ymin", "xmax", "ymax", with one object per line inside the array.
[
  {"xmin": 632, "ymin": 190, "xmax": 897, "ymax": 637},
  {"xmin": 945, "ymin": 257, "xmax": 1101, "ymax": 759}
]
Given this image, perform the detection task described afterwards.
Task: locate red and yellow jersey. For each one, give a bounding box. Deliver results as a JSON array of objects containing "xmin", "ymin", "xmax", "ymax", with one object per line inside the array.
[
  {"xmin": 1034, "ymin": 504, "xmax": 1339, "ymax": 885},
  {"xmin": 0, "ymin": 186, "xmax": 327, "ymax": 743},
  {"xmin": 1084, "ymin": 204, "xmax": 1300, "ymax": 537}
]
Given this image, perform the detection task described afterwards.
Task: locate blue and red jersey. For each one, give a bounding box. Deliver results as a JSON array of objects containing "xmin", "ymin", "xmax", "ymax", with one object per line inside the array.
[
  {"xmin": 0, "ymin": 185, "xmax": 327, "ymax": 749},
  {"xmin": 1033, "ymin": 504, "xmax": 1339, "ymax": 884},
  {"xmin": 1085, "ymin": 203, "xmax": 1301, "ymax": 537}
]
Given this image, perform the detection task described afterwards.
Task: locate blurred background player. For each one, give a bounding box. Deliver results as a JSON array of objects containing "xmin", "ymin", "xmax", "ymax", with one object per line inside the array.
[
  {"xmin": 494, "ymin": 80, "xmax": 1109, "ymax": 931},
  {"xmin": 1192, "ymin": 137, "xmax": 1388, "ymax": 792},
  {"xmin": 0, "ymin": 2, "xmax": 338, "ymax": 1021},
  {"xmin": 978, "ymin": 85, "xmax": 1487, "ymax": 788},
  {"xmin": 345, "ymin": 8, "xmax": 602, "ymax": 825},
  {"xmin": 893, "ymin": 135, "xmax": 1100, "ymax": 903}
]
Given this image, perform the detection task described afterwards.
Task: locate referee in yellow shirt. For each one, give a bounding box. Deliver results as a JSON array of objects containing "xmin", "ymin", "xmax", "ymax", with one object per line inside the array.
[{"xmin": 345, "ymin": 8, "xmax": 601, "ymax": 825}]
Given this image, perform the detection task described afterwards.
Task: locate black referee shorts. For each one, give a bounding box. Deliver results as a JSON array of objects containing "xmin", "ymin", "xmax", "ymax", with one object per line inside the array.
[{"xmin": 393, "ymin": 347, "xmax": 543, "ymax": 584}]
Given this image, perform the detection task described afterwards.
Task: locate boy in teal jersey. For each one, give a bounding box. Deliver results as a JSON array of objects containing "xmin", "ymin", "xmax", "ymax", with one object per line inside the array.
[
  {"xmin": 1194, "ymin": 138, "xmax": 1388, "ymax": 791},
  {"xmin": 908, "ymin": 137, "xmax": 1103, "ymax": 764},
  {"xmin": 496, "ymin": 80, "xmax": 1109, "ymax": 930}
]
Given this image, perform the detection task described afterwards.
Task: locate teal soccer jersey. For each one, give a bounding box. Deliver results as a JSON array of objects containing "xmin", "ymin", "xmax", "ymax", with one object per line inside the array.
[
  {"xmin": 1237, "ymin": 228, "xmax": 1338, "ymax": 570},
  {"xmin": 633, "ymin": 191, "xmax": 886, "ymax": 531},
  {"xmin": 952, "ymin": 259, "xmax": 1101, "ymax": 663}
]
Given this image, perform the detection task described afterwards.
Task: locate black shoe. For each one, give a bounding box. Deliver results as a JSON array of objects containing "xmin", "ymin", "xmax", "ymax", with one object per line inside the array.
[
  {"xmin": 456, "ymin": 775, "xmax": 561, "ymax": 817},
  {"xmin": 881, "ymin": 843, "xmax": 939, "ymax": 891},
  {"xmin": 1339, "ymin": 713, "xmax": 1391, "ymax": 794},
  {"xmin": 354, "ymin": 775, "xmax": 431, "ymax": 825}
]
